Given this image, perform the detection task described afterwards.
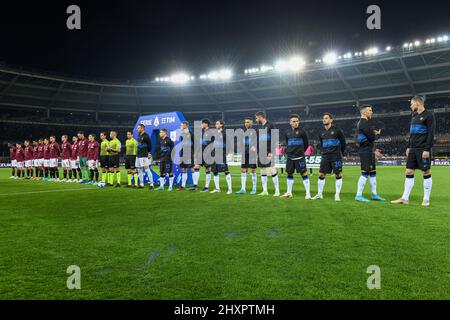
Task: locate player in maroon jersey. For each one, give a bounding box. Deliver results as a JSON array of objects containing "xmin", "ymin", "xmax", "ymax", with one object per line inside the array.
[
  {"xmin": 36, "ymin": 139, "xmax": 45, "ymax": 180},
  {"xmin": 8, "ymin": 143, "xmax": 17, "ymax": 179},
  {"xmin": 49, "ymin": 136, "xmax": 61, "ymax": 181},
  {"xmin": 87, "ymin": 134, "xmax": 100, "ymax": 183},
  {"xmin": 61, "ymin": 135, "xmax": 73, "ymax": 182},
  {"xmin": 71, "ymin": 136, "xmax": 82, "ymax": 182},
  {"xmin": 31, "ymin": 141, "xmax": 39, "ymax": 180},
  {"xmin": 43, "ymin": 138, "xmax": 50, "ymax": 179},
  {"xmin": 15, "ymin": 143, "xmax": 25, "ymax": 179},
  {"xmin": 23, "ymin": 140, "xmax": 34, "ymax": 179},
  {"xmin": 77, "ymin": 131, "xmax": 89, "ymax": 181}
]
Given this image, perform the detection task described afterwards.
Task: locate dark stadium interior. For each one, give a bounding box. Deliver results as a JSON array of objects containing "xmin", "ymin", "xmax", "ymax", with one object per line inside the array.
[{"xmin": 1, "ymin": 36, "xmax": 450, "ymax": 159}]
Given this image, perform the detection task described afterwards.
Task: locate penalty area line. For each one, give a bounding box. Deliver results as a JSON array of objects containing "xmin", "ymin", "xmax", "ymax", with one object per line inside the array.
[{"xmin": 0, "ymin": 187, "xmax": 98, "ymax": 196}]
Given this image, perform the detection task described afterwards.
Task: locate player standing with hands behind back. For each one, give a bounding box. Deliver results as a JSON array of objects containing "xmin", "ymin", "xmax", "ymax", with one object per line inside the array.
[
  {"xmin": 354, "ymin": 105, "xmax": 386, "ymax": 203},
  {"xmin": 107, "ymin": 131, "xmax": 122, "ymax": 187},
  {"xmin": 392, "ymin": 96, "xmax": 435, "ymax": 207}
]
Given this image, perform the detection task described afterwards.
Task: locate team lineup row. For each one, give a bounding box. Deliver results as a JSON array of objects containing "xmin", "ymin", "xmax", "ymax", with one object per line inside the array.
[{"xmin": 7, "ymin": 96, "xmax": 435, "ymax": 205}]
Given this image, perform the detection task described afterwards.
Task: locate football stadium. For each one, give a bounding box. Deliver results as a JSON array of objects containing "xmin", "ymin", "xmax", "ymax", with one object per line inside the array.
[{"xmin": 1, "ymin": 1, "xmax": 450, "ymax": 305}]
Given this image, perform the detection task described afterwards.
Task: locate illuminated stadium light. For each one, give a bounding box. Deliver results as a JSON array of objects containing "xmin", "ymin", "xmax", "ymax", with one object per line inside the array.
[
  {"xmin": 323, "ymin": 52, "xmax": 338, "ymax": 65},
  {"xmin": 386, "ymin": 46, "xmax": 392, "ymax": 51},
  {"xmin": 207, "ymin": 68, "xmax": 233, "ymax": 80},
  {"xmin": 170, "ymin": 72, "xmax": 191, "ymax": 84},
  {"xmin": 403, "ymin": 43, "xmax": 409, "ymax": 48},
  {"xmin": 199, "ymin": 74, "xmax": 207, "ymax": 79},
  {"xmin": 275, "ymin": 56, "xmax": 305, "ymax": 72},
  {"xmin": 431, "ymin": 38, "xmax": 436, "ymax": 44},
  {"xmin": 414, "ymin": 41, "xmax": 421, "ymax": 47},
  {"xmin": 260, "ymin": 65, "xmax": 274, "ymax": 72},
  {"xmin": 444, "ymin": 35, "xmax": 449, "ymax": 42},
  {"xmin": 437, "ymin": 36, "xmax": 444, "ymax": 42},
  {"xmin": 343, "ymin": 52, "xmax": 352, "ymax": 59}
]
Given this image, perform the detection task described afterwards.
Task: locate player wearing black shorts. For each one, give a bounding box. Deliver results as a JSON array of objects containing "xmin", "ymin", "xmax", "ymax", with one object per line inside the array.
[
  {"xmin": 255, "ymin": 111, "xmax": 280, "ymax": 197},
  {"xmin": 154, "ymin": 129, "xmax": 175, "ymax": 191},
  {"xmin": 188, "ymin": 119, "xmax": 213, "ymax": 192},
  {"xmin": 124, "ymin": 131, "xmax": 138, "ymax": 188},
  {"xmin": 236, "ymin": 117, "xmax": 258, "ymax": 195},
  {"xmin": 280, "ymin": 114, "xmax": 311, "ymax": 199},
  {"xmin": 210, "ymin": 120, "xmax": 232, "ymax": 194},
  {"xmin": 178, "ymin": 121, "xmax": 194, "ymax": 190},
  {"xmin": 392, "ymin": 96, "xmax": 435, "ymax": 206},
  {"xmin": 355, "ymin": 105, "xmax": 386, "ymax": 203},
  {"xmin": 313, "ymin": 113, "xmax": 346, "ymax": 201},
  {"xmin": 99, "ymin": 132, "xmax": 109, "ymax": 183}
]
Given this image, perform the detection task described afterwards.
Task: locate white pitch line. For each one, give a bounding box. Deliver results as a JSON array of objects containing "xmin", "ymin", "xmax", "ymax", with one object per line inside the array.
[{"xmin": 0, "ymin": 187, "xmax": 98, "ymax": 196}]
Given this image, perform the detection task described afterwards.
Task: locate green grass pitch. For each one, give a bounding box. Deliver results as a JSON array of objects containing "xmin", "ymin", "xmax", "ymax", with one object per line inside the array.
[{"xmin": 0, "ymin": 166, "xmax": 449, "ymax": 300}]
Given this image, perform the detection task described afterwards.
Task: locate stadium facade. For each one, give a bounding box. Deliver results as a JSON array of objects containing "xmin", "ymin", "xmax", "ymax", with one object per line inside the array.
[{"xmin": 1, "ymin": 40, "xmax": 450, "ymax": 157}]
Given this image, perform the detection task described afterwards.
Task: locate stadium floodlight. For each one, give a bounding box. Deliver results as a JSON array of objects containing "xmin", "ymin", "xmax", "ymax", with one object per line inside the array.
[
  {"xmin": 170, "ymin": 72, "xmax": 190, "ymax": 84},
  {"xmin": 260, "ymin": 65, "xmax": 274, "ymax": 72},
  {"xmin": 444, "ymin": 35, "xmax": 449, "ymax": 42},
  {"xmin": 437, "ymin": 37, "xmax": 444, "ymax": 42},
  {"xmin": 431, "ymin": 38, "xmax": 436, "ymax": 44},
  {"xmin": 386, "ymin": 46, "xmax": 392, "ymax": 51},
  {"xmin": 343, "ymin": 52, "xmax": 352, "ymax": 59},
  {"xmin": 288, "ymin": 56, "xmax": 306, "ymax": 72},
  {"xmin": 275, "ymin": 59, "xmax": 288, "ymax": 72},
  {"xmin": 155, "ymin": 77, "xmax": 160, "ymax": 82},
  {"xmin": 207, "ymin": 68, "xmax": 232, "ymax": 81},
  {"xmin": 414, "ymin": 41, "xmax": 421, "ymax": 47},
  {"xmin": 426, "ymin": 39, "xmax": 431, "ymax": 44},
  {"xmin": 323, "ymin": 52, "xmax": 338, "ymax": 65},
  {"xmin": 403, "ymin": 43, "xmax": 409, "ymax": 49}
]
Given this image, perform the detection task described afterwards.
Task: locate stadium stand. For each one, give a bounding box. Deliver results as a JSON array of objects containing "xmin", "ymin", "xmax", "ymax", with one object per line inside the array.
[{"xmin": 1, "ymin": 42, "xmax": 450, "ymax": 159}]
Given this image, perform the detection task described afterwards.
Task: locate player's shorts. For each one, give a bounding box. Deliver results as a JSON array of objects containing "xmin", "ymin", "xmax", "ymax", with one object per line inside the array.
[
  {"xmin": 11, "ymin": 160, "xmax": 17, "ymax": 168},
  {"xmin": 406, "ymin": 148, "xmax": 432, "ymax": 171},
  {"xmin": 241, "ymin": 153, "xmax": 257, "ymax": 169},
  {"xmin": 108, "ymin": 155, "xmax": 120, "ymax": 168},
  {"xmin": 180, "ymin": 160, "xmax": 194, "ymax": 169},
  {"xmin": 135, "ymin": 157, "xmax": 151, "ymax": 168},
  {"xmin": 258, "ymin": 154, "xmax": 274, "ymax": 168},
  {"xmin": 259, "ymin": 166, "xmax": 277, "ymax": 176},
  {"xmin": 99, "ymin": 155, "xmax": 109, "ymax": 169},
  {"xmin": 33, "ymin": 159, "xmax": 39, "ymax": 167},
  {"xmin": 211, "ymin": 163, "xmax": 229, "ymax": 173},
  {"xmin": 159, "ymin": 160, "xmax": 173, "ymax": 175},
  {"xmin": 87, "ymin": 160, "xmax": 97, "ymax": 170},
  {"xmin": 16, "ymin": 162, "xmax": 24, "ymax": 168},
  {"xmin": 125, "ymin": 155, "xmax": 136, "ymax": 170},
  {"xmin": 359, "ymin": 152, "xmax": 376, "ymax": 172},
  {"xmin": 286, "ymin": 156, "xmax": 307, "ymax": 175},
  {"xmin": 25, "ymin": 160, "xmax": 33, "ymax": 167},
  {"xmin": 319, "ymin": 154, "xmax": 343, "ymax": 175},
  {"xmin": 49, "ymin": 158, "xmax": 58, "ymax": 168},
  {"xmin": 70, "ymin": 159, "xmax": 79, "ymax": 169},
  {"xmin": 43, "ymin": 159, "xmax": 50, "ymax": 167},
  {"xmin": 38, "ymin": 159, "xmax": 44, "ymax": 167},
  {"xmin": 61, "ymin": 159, "xmax": 71, "ymax": 169}
]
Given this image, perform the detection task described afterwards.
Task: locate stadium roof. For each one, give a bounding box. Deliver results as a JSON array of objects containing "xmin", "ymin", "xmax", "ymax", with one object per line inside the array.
[{"xmin": 1, "ymin": 43, "xmax": 450, "ymax": 116}]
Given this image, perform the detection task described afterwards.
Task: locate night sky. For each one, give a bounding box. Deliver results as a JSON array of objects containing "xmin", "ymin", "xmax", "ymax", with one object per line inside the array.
[{"xmin": 1, "ymin": 0, "xmax": 450, "ymax": 80}]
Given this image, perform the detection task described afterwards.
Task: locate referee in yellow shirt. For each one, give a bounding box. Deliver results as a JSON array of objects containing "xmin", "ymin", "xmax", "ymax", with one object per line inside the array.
[{"xmin": 125, "ymin": 131, "xmax": 139, "ymax": 188}]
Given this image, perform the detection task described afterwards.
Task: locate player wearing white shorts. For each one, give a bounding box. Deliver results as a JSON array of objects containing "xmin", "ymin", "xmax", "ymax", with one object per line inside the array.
[
  {"xmin": 70, "ymin": 136, "xmax": 82, "ymax": 182},
  {"xmin": 135, "ymin": 124, "xmax": 155, "ymax": 189},
  {"xmin": 48, "ymin": 136, "xmax": 61, "ymax": 181},
  {"xmin": 60, "ymin": 135, "xmax": 73, "ymax": 182},
  {"xmin": 15, "ymin": 143, "xmax": 25, "ymax": 179},
  {"xmin": 23, "ymin": 140, "xmax": 34, "ymax": 179},
  {"xmin": 87, "ymin": 134, "xmax": 100, "ymax": 184},
  {"xmin": 8, "ymin": 143, "xmax": 17, "ymax": 179}
]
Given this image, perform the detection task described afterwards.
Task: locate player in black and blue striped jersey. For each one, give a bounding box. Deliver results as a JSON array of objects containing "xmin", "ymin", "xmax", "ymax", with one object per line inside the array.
[
  {"xmin": 312, "ymin": 113, "xmax": 346, "ymax": 202},
  {"xmin": 392, "ymin": 96, "xmax": 435, "ymax": 207},
  {"xmin": 355, "ymin": 105, "xmax": 386, "ymax": 203}
]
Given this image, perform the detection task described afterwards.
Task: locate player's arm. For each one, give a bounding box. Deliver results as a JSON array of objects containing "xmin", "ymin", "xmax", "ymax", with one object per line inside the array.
[
  {"xmin": 337, "ymin": 129, "xmax": 347, "ymax": 153},
  {"xmin": 424, "ymin": 113, "xmax": 436, "ymax": 153},
  {"xmin": 361, "ymin": 121, "xmax": 376, "ymax": 142},
  {"xmin": 145, "ymin": 135, "xmax": 152, "ymax": 156},
  {"xmin": 302, "ymin": 130, "xmax": 309, "ymax": 152}
]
